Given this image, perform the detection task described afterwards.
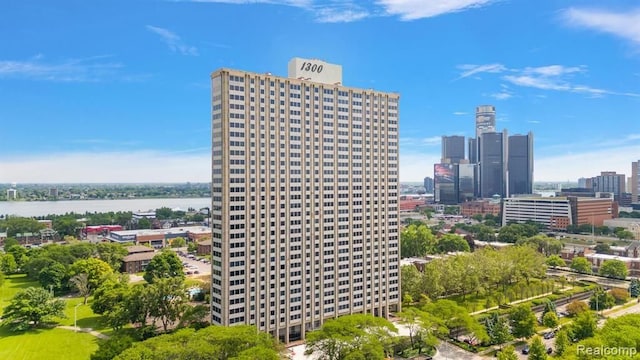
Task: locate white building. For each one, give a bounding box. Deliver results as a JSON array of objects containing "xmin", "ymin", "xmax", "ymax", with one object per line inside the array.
[
  {"xmin": 502, "ymin": 197, "xmax": 573, "ymax": 230},
  {"xmin": 210, "ymin": 58, "xmax": 400, "ymax": 343},
  {"xmin": 603, "ymin": 218, "xmax": 640, "ymax": 240}
]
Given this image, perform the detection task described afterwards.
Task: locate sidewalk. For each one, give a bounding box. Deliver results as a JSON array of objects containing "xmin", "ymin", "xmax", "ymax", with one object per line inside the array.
[
  {"xmin": 470, "ymin": 287, "xmax": 573, "ymax": 316},
  {"xmin": 57, "ymin": 325, "xmax": 109, "ymax": 339}
]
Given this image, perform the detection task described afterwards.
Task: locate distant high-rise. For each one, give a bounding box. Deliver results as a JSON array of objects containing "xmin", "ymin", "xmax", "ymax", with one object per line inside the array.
[
  {"xmin": 434, "ymin": 163, "xmax": 458, "ymax": 204},
  {"xmin": 475, "ymin": 105, "xmax": 496, "ymax": 137},
  {"xmin": 479, "ymin": 130, "xmax": 507, "ymax": 198},
  {"xmin": 578, "ymin": 177, "xmax": 588, "ymax": 189},
  {"xmin": 423, "ymin": 176, "xmax": 434, "ymax": 193},
  {"xmin": 210, "ymin": 58, "xmax": 400, "ymax": 342},
  {"xmin": 6, "ymin": 188, "xmax": 17, "ymax": 200},
  {"xmin": 590, "ymin": 171, "xmax": 626, "ymax": 201},
  {"xmin": 468, "ymin": 138, "xmax": 478, "ymax": 164},
  {"xmin": 632, "ymin": 161, "xmax": 640, "ymax": 203},
  {"xmin": 441, "ymin": 135, "xmax": 465, "ymax": 164},
  {"xmin": 508, "ymin": 132, "xmax": 534, "ymax": 196}
]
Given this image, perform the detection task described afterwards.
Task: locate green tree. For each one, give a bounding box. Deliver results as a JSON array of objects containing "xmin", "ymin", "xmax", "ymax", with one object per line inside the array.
[
  {"xmin": 630, "ymin": 278, "xmax": 640, "ymax": 298},
  {"xmin": 570, "ymin": 311, "xmax": 597, "ymax": 341},
  {"xmin": 38, "ymin": 261, "xmax": 68, "ymax": 292},
  {"xmin": 570, "ymin": 257, "xmax": 592, "ymax": 274},
  {"xmin": 599, "ymin": 259, "xmax": 628, "ymax": 279},
  {"xmin": 3, "ymin": 237, "xmax": 19, "ymax": 251},
  {"xmin": 508, "ymin": 305, "xmax": 537, "ymax": 339},
  {"xmin": 609, "ymin": 288, "xmax": 630, "ymax": 304},
  {"xmin": 170, "ymin": 237, "xmax": 187, "ymax": 248},
  {"xmin": 1, "ymin": 286, "xmax": 66, "ymax": 330},
  {"xmin": 527, "ymin": 335, "xmax": 547, "ymax": 360},
  {"xmin": 69, "ymin": 258, "xmax": 114, "ymax": 291},
  {"xmin": 53, "ymin": 216, "xmax": 81, "ymax": 237},
  {"xmin": 1, "ymin": 217, "xmax": 45, "ymax": 237},
  {"xmin": 146, "ymin": 277, "xmax": 190, "ymax": 332},
  {"xmin": 115, "ymin": 326, "xmax": 281, "ymax": 360},
  {"xmin": 594, "ymin": 243, "xmax": 612, "ymax": 254},
  {"xmin": 305, "ymin": 314, "xmax": 398, "ymax": 360},
  {"xmin": 424, "ymin": 299, "xmax": 488, "ymax": 342},
  {"xmin": 155, "ymin": 207, "xmax": 173, "ymax": 220},
  {"xmin": 542, "ymin": 312, "xmax": 558, "ymax": 328},
  {"xmin": 143, "ymin": 251, "xmax": 184, "ymax": 283},
  {"xmin": 554, "ymin": 329, "xmax": 569, "ymax": 356},
  {"xmin": 497, "ymin": 345, "xmax": 518, "ymax": 360},
  {"xmin": 187, "ymin": 241, "xmax": 198, "ymax": 253},
  {"xmin": 400, "ymin": 265, "xmax": 422, "ymax": 305},
  {"xmin": 484, "ymin": 312, "xmax": 513, "ymax": 346},
  {"xmin": 7, "ymin": 245, "xmax": 28, "ymax": 269},
  {"xmin": 435, "ymin": 234, "xmax": 471, "ymax": 253},
  {"xmin": 70, "ymin": 273, "xmax": 91, "ymax": 304},
  {"xmin": 400, "ymin": 224, "xmax": 436, "ymax": 258},
  {"xmin": 91, "ymin": 274, "xmax": 133, "ymax": 331},
  {"xmin": 136, "ymin": 218, "xmax": 152, "ymax": 230},
  {"xmin": 545, "ymin": 254, "xmax": 565, "ymax": 267},
  {"xmin": 517, "ymin": 235, "xmax": 563, "ymax": 256},
  {"xmin": 614, "ymin": 229, "xmax": 634, "ymax": 240},
  {"xmin": 589, "ymin": 288, "xmax": 615, "ymax": 311},
  {"xmin": 0, "ymin": 253, "xmax": 18, "ymax": 274},
  {"xmin": 91, "ymin": 334, "xmax": 134, "ymax": 360},
  {"xmin": 96, "ymin": 242, "xmax": 128, "ymax": 271}
]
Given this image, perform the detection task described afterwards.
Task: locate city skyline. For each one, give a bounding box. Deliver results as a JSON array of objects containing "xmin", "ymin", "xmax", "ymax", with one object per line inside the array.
[{"xmin": 1, "ymin": 0, "xmax": 639, "ymax": 183}]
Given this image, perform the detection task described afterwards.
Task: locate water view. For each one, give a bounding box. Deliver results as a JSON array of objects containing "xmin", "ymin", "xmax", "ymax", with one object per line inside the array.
[{"xmin": 0, "ymin": 198, "xmax": 211, "ymax": 217}]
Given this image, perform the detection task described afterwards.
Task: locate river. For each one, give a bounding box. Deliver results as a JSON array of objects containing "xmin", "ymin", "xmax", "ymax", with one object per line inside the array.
[{"xmin": 0, "ymin": 198, "xmax": 211, "ymax": 217}]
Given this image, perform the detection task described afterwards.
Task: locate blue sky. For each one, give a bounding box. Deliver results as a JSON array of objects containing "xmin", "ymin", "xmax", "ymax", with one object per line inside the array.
[{"xmin": 0, "ymin": 0, "xmax": 639, "ymax": 183}]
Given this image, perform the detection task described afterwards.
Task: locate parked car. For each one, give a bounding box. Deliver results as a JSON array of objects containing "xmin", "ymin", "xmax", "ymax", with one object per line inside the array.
[
  {"xmin": 547, "ymin": 347, "xmax": 553, "ymax": 354},
  {"xmin": 544, "ymin": 331, "xmax": 555, "ymax": 339},
  {"xmin": 522, "ymin": 345, "xmax": 530, "ymax": 355}
]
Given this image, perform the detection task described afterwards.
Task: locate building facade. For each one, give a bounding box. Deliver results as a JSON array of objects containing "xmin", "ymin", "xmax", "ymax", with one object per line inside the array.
[
  {"xmin": 423, "ymin": 176, "xmax": 434, "ymax": 194},
  {"xmin": 475, "ymin": 105, "xmax": 496, "ymax": 137},
  {"xmin": 479, "ymin": 130, "xmax": 507, "ymax": 198},
  {"xmin": 589, "ymin": 171, "xmax": 626, "ymax": 201},
  {"xmin": 441, "ymin": 135, "xmax": 465, "ymax": 164},
  {"xmin": 434, "ymin": 163, "xmax": 458, "ymax": 205},
  {"xmin": 210, "ymin": 59, "xmax": 400, "ymax": 342},
  {"xmin": 508, "ymin": 132, "xmax": 533, "ymax": 196},
  {"xmin": 633, "ymin": 161, "xmax": 640, "ymax": 203},
  {"xmin": 502, "ymin": 197, "xmax": 573, "ymax": 230}
]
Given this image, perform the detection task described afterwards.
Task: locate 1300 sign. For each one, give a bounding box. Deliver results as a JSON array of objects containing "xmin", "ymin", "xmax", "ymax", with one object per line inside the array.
[{"xmin": 300, "ymin": 62, "xmax": 324, "ymax": 73}]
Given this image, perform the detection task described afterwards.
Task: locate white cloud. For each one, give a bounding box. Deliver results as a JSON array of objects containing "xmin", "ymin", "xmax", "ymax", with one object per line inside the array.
[
  {"xmin": 536, "ymin": 144, "xmax": 640, "ymax": 181},
  {"xmin": 0, "ymin": 151, "xmax": 211, "ymax": 183},
  {"xmin": 146, "ymin": 25, "xmax": 198, "ymax": 56},
  {"xmin": 524, "ymin": 65, "xmax": 585, "ymax": 76},
  {"xmin": 422, "ymin": 136, "xmax": 441, "ymax": 146},
  {"xmin": 562, "ymin": 7, "xmax": 640, "ymax": 45},
  {"xmin": 488, "ymin": 90, "xmax": 512, "ymax": 100},
  {"xmin": 399, "ymin": 152, "xmax": 440, "ymax": 181},
  {"xmin": 377, "ymin": 0, "xmax": 497, "ymax": 20},
  {"xmin": 453, "ymin": 111, "xmax": 468, "ymax": 115},
  {"xmin": 0, "ymin": 55, "xmax": 123, "ymax": 82},
  {"xmin": 527, "ymin": 120, "xmax": 541, "ymax": 124},
  {"xmin": 185, "ymin": 0, "xmax": 311, "ymax": 6},
  {"xmin": 456, "ymin": 63, "xmax": 506, "ymax": 79},
  {"xmin": 315, "ymin": 4, "xmax": 369, "ymax": 23}
]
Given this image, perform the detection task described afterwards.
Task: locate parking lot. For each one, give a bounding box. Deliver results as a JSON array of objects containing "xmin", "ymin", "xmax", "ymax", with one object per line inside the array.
[{"xmin": 177, "ymin": 252, "xmax": 211, "ymax": 276}]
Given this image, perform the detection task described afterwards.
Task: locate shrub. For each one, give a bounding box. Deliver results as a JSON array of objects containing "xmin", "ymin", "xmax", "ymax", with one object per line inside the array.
[
  {"xmin": 566, "ymin": 300, "xmax": 589, "ymax": 317},
  {"xmin": 609, "ymin": 288, "xmax": 630, "ymax": 304}
]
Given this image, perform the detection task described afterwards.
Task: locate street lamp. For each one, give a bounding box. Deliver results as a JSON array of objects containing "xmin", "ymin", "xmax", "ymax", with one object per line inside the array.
[{"xmin": 74, "ymin": 303, "xmax": 82, "ymax": 332}]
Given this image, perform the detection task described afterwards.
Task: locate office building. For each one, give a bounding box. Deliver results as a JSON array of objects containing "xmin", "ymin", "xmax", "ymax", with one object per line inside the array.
[
  {"xmin": 434, "ymin": 163, "xmax": 458, "ymax": 204},
  {"xmin": 441, "ymin": 135, "xmax": 465, "ymax": 164},
  {"xmin": 577, "ymin": 177, "xmax": 588, "ymax": 189},
  {"xmin": 507, "ymin": 132, "xmax": 533, "ymax": 196},
  {"xmin": 210, "ymin": 58, "xmax": 400, "ymax": 342},
  {"xmin": 479, "ymin": 130, "xmax": 507, "ymax": 198},
  {"xmin": 475, "ymin": 105, "xmax": 496, "ymax": 137},
  {"xmin": 423, "ymin": 176, "xmax": 434, "ymax": 194},
  {"xmin": 589, "ymin": 171, "xmax": 626, "ymax": 201},
  {"xmin": 6, "ymin": 188, "xmax": 17, "ymax": 200},
  {"xmin": 633, "ymin": 161, "xmax": 640, "ymax": 203}
]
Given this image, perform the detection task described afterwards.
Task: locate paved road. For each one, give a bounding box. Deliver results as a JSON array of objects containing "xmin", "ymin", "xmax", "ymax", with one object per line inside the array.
[
  {"xmin": 434, "ymin": 341, "xmax": 483, "ymax": 360},
  {"xmin": 547, "ymin": 268, "xmax": 630, "ymax": 287}
]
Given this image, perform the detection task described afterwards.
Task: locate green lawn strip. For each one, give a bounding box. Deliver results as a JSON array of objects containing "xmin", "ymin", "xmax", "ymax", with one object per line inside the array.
[
  {"xmin": 0, "ymin": 274, "xmax": 39, "ymax": 312},
  {"xmin": 54, "ymin": 296, "xmax": 111, "ymax": 334},
  {"xmin": 0, "ymin": 326, "xmax": 101, "ymax": 360}
]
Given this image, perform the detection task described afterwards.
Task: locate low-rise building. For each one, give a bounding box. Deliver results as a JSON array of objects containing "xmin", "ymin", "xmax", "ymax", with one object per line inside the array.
[
  {"xmin": 603, "ymin": 218, "xmax": 640, "ymax": 240},
  {"xmin": 460, "ymin": 200, "xmax": 502, "ymax": 217},
  {"xmin": 121, "ymin": 246, "xmax": 156, "ymax": 273},
  {"xmin": 197, "ymin": 239, "xmax": 212, "ymax": 256}
]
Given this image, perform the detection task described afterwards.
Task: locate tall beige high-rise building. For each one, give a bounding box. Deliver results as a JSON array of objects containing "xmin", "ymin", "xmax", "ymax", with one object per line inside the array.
[
  {"xmin": 210, "ymin": 58, "xmax": 400, "ymax": 343},
  {"xmin": 632, "ymin": 160, "xmax": 640, "ymax": 203}
]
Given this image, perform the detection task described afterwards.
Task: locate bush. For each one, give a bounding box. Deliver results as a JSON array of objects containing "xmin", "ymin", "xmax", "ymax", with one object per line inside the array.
[
  {"xmin": 609, "ymin": 288, "xmax": 630, "ymax": 304},
  {"xmin": 566, "ymin": 300, "xmax": 589, "ymax": 317},
  {"xmin": 543, "ymin": 312, "xmax": 559, "ymax": 328}
]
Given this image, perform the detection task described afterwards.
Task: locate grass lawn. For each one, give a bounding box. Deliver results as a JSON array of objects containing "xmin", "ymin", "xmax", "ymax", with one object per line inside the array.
[
  {"xmin": 55, "ymin": 296, "xmax": 113, "ymax": 336},
  {"xmin": 0, "ymin": 326, "xmax": 100, "ymax": 360},
  {"xmin": 0, "ymin": 274, "xmax": 39, "ymax": 312}
]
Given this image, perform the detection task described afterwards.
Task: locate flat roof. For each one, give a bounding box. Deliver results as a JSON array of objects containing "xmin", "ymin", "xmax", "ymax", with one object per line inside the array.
[{"xmin": 585, "ymin": 253, "xmax": 635, "ymax": 263}]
